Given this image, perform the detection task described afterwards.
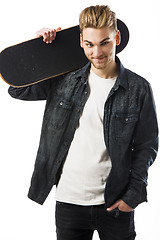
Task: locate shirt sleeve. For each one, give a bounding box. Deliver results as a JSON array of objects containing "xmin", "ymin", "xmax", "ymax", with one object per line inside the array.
[
  {"xmin": 122, "ymin": 83, "xmax": 159, "ymax": 209},
  {"xmin": 8, "ymin": 79, "xmax": 52, "ymax": 101}
]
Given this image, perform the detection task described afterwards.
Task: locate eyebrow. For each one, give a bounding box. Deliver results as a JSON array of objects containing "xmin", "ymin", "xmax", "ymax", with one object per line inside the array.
[
  {"xmin": 84, "ymin": 37, "xmax": 110, "ymax": 44},
  {"xmin": 100, "ymin": 37, "xmax": 110, "ymax": 43}
]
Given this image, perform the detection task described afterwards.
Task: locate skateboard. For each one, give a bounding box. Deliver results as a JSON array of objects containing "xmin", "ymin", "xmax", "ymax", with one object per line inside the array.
[{"xmin": 0, "ymin": 19, "xmax": 129, "ymax": 87}]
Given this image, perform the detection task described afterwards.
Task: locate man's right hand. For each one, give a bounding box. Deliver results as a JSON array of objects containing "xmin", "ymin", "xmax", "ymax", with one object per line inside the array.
[{"xmin": 36, "ymin": 27, "xmax": 61, "ymax": 44}]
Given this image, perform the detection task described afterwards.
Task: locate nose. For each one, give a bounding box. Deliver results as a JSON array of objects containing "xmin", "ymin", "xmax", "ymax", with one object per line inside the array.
[{"xmin": 93, "ymin": 46, "xmax": 103, "ymax": 57}]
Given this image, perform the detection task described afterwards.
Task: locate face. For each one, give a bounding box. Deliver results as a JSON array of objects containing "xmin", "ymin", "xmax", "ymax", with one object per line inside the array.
[{"xmin": 80, "ymin": 27, "xmax": 120, "ymax": 71}]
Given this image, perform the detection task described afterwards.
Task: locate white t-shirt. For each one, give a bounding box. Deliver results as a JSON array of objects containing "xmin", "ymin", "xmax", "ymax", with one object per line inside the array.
[{"xmin": 55, "ymin": 70, "xmax": 116, "ymax": 205}]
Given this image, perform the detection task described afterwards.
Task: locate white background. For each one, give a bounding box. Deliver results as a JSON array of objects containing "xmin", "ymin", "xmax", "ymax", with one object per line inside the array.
[{"xmin": 0, "ymin": 0, "xmax": 159, "ymax": 239}]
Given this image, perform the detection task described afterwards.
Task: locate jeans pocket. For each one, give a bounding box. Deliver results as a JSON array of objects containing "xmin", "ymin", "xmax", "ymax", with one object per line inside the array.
[
  {"xmin": 109, "ymin": 208, "xmax": 134, "ymax": 218},
  {"xmin": 56, "ymin": 201, "xmax": 65, "ymax": 205},
  {"xmin": 108, "ymin": 208, "xmax": 120, "ymax": 218},
  {"xmin": 118, "ymin": 209, "xmax": 133, "ymax": 215}
]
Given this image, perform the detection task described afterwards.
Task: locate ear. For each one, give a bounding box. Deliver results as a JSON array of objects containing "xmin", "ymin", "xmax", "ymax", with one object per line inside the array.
[
  {"xmin": 80, "ymin": 33, "xmax": 83, "ymax": 48},
  {"xmin": 116, "ymin": 30, "xmax": 121, "ymax": 46}
]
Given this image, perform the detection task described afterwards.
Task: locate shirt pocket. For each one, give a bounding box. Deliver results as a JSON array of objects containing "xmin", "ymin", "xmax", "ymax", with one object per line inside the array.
[
  {"xmin": 44, "ymin": 98, "xmax": 73, "ymax": 130},
  {"xmin": 53, "ymin": 99, "xmax": 73, "ymax": 128},
  {"xmin": 114, "ymin": 112, "xmax": 139, "ymax": 141}
]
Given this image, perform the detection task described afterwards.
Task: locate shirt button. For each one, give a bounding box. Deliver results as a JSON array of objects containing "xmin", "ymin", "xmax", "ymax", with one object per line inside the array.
[
  {"xmin": 84, "ymin": 91, "xmax": 88, "ymax": 94},
  {"xmin": 59, "ymin": 101, "xmax": 63, "ymax": 106}
]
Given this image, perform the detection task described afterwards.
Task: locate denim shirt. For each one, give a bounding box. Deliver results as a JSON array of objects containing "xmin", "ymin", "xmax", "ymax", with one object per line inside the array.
[{"xmin": 8, "ymin": 57, "xmax": 158, "ymax": 209}]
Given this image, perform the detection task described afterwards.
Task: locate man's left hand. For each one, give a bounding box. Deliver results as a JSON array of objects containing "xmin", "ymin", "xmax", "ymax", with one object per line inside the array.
[{"xmin": 107, "ymin": 200, "xmax": 133, "ymax": 212}]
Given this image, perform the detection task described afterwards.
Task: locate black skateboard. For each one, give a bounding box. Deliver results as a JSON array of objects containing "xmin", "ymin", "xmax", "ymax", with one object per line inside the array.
[{"xmin": 0, "ymin": 19, "xmax": 129, "ymax": 87}]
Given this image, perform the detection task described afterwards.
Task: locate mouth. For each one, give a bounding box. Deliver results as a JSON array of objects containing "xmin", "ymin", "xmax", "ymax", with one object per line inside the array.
[{"xmin": 92, "ymin": 56, "xmax": 106, "ymax": 62}]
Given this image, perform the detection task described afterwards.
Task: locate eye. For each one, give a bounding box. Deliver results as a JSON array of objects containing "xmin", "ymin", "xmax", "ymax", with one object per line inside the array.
[
  {"xmin": 85, "ymin": 43, "xmax": 93, "ymax": 47},
  {"xmin": 101, "ymin": 42, "xmax": 109, "ymax": 46}
]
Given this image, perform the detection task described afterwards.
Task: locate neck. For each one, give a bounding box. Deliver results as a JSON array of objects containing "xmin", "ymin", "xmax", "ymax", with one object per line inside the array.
[{"xmin": 91, "ymin": 60, "xmax": 119, "ymax": 79}]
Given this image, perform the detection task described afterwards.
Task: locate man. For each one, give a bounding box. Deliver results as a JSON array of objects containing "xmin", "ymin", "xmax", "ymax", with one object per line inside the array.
[{"xmin": 8, "ymin": 5, "xmax": 158, "ymax": 240}]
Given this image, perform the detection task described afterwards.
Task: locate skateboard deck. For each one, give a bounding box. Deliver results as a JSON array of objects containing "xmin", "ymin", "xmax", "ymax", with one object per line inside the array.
[{"xmin": 0, "ymin": 19, "xmax": 129, "ymax": 87}]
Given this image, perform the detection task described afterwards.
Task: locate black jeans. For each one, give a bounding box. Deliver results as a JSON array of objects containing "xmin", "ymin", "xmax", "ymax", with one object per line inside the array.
[{"xmin": 55, "ymin": 201, "xmax": 136, "ymax": 240}]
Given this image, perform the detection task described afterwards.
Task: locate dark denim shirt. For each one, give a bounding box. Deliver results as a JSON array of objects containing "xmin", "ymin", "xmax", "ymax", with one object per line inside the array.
[{"xmin": 8, "ymin": 57, "xmax": 158, "ymax": 209}]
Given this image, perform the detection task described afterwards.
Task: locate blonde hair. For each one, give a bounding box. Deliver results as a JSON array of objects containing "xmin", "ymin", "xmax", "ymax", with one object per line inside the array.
[{"xmin": 79, "ymin": 5, "xmax": 117, "ymax": 33}]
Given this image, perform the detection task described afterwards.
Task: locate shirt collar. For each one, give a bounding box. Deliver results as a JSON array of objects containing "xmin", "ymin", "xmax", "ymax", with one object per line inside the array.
[
  {"xmin": 114, "ymin": 56, "xmax": 128, "ymax": 90},
  {"xmin": 73, "ymin": 56, "xmax": 128, "ymax": 90}
]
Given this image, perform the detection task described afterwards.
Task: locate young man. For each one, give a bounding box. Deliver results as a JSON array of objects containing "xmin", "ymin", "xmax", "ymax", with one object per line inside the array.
[{"xmin": 8, "ymin": 5, "xmax": 158, "ymax": 240}]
